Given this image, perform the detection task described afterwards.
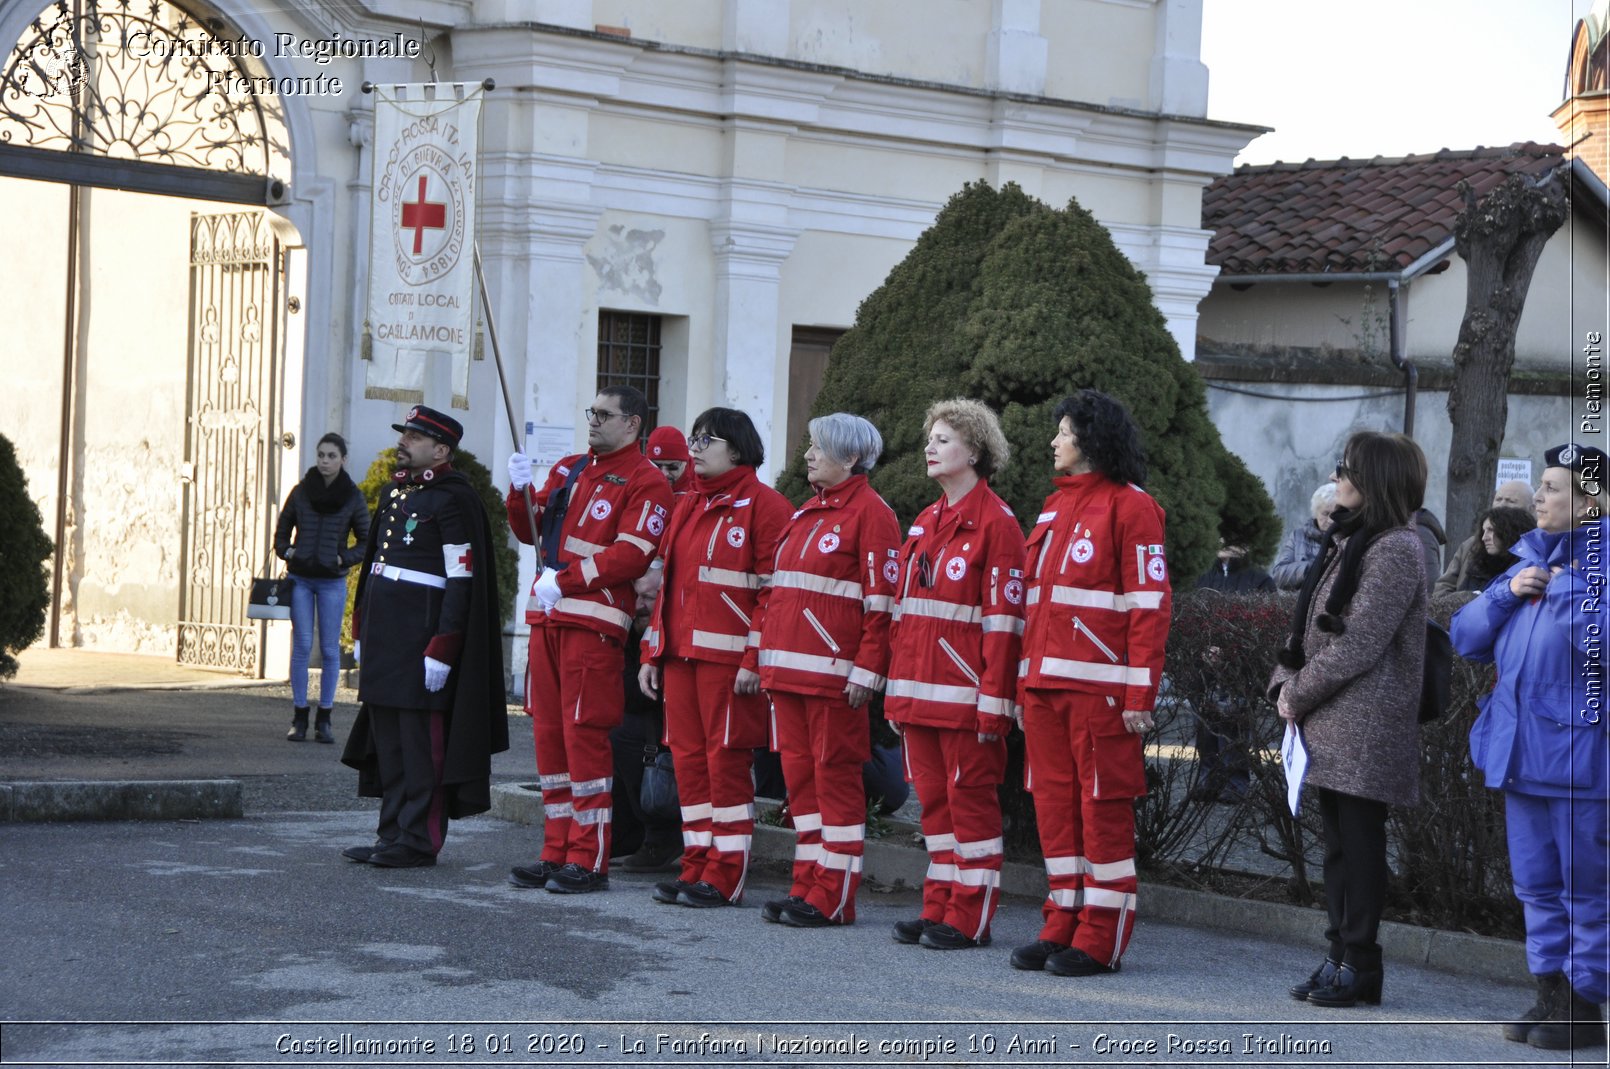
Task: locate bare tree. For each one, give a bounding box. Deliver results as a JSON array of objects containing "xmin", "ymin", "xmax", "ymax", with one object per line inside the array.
[{"xmin": 1445, "ymin": 168, "xmax": 1569, "ymax": 542}]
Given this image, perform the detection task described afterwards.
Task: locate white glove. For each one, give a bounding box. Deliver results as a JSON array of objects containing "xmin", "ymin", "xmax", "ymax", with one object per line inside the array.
[
  {"xmin": 424, "ymin": 656, "xmax": 450, "ymax": 692},
  {"xmin": 508, "ymin": 452, "xmax": 533, "ymax": 491},
  {"xmin": 535, "ymin": 567, "xmax": 563, "ymax": 612},
  {"xmin": 352, "ymin": 641, "xmax": 360, "ymax": 666}
]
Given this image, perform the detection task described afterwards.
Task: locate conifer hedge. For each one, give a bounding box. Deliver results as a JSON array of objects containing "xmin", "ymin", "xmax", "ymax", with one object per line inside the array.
[
  {"xmin": 777, "ymin": 181, "xmax": 1278, "ymax": 578},
  {"xmin": 0, "ymin": 433, "xmax": 51, "ymax": 680}
]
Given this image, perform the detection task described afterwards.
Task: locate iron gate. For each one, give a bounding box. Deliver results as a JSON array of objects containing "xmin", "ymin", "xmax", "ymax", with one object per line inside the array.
[{"xmin": 177, "ymin": 211, "xmax": 285, "ymax": 674}]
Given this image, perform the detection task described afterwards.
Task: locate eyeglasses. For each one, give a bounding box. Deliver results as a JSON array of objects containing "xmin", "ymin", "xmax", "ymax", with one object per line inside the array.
[
  {"xmin": 687, "ymin": 433, "xmax": 728, "ymax": 452},
  {"xmin": 584, "ymin": 408, "xmax": 624, "ymax": 424}
]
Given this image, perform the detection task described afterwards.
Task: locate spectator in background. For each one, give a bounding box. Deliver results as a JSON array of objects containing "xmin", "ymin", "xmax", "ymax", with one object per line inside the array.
[
  {"xmin": 610, "ymin": 564, "xmax": 682, "ymax": 873},
  {"xmin": 1270, "ymin": 431, "xmax": 1428, "ymax": 1009},
  {"xmin": 1190, "ymin": 540, "xmax": 1275, "ymax": 803},
  {"xmin": 646, "ymin": 425, "xmax": 695, "ymax": 493},
  {"xmin": 1272, "ymin": 484, "xmax": 1338, "ymax": 591},
  {"xmin": 1414, "ymin": 508, "xmax": 1447, "ymax": 597},
  {"xmin": 1435, "ymin": 482, "xmax": 1536, "ymax": 596},
  {"xmin": 1439, "ymin": 506, "xmax": 1535, "ymax": 596}
]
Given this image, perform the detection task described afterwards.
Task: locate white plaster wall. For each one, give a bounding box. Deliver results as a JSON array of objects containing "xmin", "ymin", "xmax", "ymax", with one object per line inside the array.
[
  {"xmin": 1205, "ymin": 381, "xmax": 1571, "ymax": 556},
  {"xmin": 788, "ymin": 0, "xmax": 989, "ymax": 86},
  {"xmin": 591, "ymin": 1, "xmax": 725, "ymax": 44},
  {"xmin": 0, "ymin": 176, "xmax": 69, "ymax": 584},
  {"xmin": 1198, "ymin": 281, "xmax": 1395, "ymax": 355},
  {"xmin": 69, "ymin": 188, "xmax": 196, "ymax": 654},
  {"xmin": 1040, "ymin": 0, "xmax": 1155, "ymax": 108}
]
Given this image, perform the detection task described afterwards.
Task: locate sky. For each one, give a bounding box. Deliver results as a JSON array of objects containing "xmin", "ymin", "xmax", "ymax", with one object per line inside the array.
[{"xmin": 1201, "ymin": 0, "xmax": 1599, "ymax": 166}]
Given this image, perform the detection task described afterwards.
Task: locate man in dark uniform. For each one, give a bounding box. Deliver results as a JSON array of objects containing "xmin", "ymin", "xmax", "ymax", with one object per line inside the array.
[{"xmin": 341, "ymin": 405, "xmax": 509, "ymax": 867}]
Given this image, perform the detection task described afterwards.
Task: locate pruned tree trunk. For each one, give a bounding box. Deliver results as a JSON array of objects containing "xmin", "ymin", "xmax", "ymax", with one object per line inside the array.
[{"xmin": 1445, "ymin": 170, "xmax": 1568, "ymax": 542}]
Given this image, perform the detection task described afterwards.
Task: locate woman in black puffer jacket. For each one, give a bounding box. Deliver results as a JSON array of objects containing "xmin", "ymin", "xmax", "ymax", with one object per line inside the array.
[{"xmin": 273, "ymin": 433, "xmax": 370, "ymax": 742}]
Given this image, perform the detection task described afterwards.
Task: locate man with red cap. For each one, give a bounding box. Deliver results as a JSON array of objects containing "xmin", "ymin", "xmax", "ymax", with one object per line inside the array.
[
  {"xmin": 505, "ymin": 386, "xmax": 673, "ymax": 893},
  {"xmin": 646, "ymin": 425, "xmax": 695, "ymax": 493}
]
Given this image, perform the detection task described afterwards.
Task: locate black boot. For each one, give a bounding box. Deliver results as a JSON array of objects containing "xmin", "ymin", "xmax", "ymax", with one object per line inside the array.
[
  {"xmin": 314, "ymin": 709, "xmax": 335, "ymax": 744},
  {"xmin": 1504, "ymin": 971, "xmax": 1566, "ymax": 1043},
  {"xmin": 1528, "ymin": 983, "xmax": 1607, "ymax": 1050},
  {"xmin": 286, "ymin": 707, "xmax": 309, "ymax": 742}
]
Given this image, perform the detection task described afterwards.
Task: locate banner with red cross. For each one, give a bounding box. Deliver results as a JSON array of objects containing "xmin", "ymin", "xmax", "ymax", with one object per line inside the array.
[{"xmin": 365, "ymin": 83, "xmax": 484, "ymax": 409}]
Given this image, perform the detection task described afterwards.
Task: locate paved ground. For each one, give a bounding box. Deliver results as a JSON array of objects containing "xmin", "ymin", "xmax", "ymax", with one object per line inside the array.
[{"xmin": 0, "ymin": 650, "xmax": 1572, "ymax": 1068}]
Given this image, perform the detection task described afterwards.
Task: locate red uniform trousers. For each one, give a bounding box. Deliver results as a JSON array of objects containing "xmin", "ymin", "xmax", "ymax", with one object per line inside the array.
[
  {"xmin": 661, "ymin": 658, "xmax": 764, "ymax": 901},
  {"xmin": 901, "ymin": 723, "xmax": 1006, "ymax": 942},
  {"xmin": 1022, "ymin": 688, "xmax": 1142, "ymax": 967},
  {"xmin": 527, "ymin": 626, "xmax": 622, "ymax": 872},
  {"xmin": 769, "ymin": 690, "xmax": 870, "ymax": 923}
]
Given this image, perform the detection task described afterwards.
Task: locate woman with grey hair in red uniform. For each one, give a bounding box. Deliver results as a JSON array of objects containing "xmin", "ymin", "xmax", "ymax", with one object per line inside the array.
[{"xmin": 753, "ymin": 412, "xmax": 903, "ymax": 928}]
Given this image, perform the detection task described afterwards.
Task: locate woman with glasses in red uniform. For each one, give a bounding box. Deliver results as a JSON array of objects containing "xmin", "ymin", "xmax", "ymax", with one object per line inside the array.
[{"xmin": 638, "ymin": 408, "xmax": 792, "ymax": 909}]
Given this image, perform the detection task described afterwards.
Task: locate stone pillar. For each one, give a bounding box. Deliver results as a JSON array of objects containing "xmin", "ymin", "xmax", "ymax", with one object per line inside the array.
[{"xmin": 1149, "ymin": 0, "xmax": 1209, "ymax": 117}]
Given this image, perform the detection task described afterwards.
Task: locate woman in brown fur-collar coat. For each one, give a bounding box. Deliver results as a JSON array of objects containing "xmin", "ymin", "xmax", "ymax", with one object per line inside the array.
[{"xmin": 1268, "ymin": 431, "xmax": 1428, "ymax": 1011}]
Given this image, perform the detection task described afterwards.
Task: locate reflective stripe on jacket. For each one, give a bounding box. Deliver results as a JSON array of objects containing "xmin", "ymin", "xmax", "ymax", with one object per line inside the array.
[
  {"xmin": 643, "ymin": 468, "xmax": 793, "ymax": 668},
  {"xmin": 1017, "ymin": 472, "xmax": 1171, "ymax": 712},
  {"xmin": 754, "ymin": 474, "xmax": 902, "ymax": 698},
  {"xmin": 507, "ymin": 443, "xmax": 672, "ymax": 642},
  {"xmin": 885, "ymin": 480, "xmax": 1027, "ymax": 734}
]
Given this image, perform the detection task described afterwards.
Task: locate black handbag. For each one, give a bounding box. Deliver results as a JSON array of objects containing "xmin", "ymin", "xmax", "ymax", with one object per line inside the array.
[
  {"xmin": 247, "ymin": 574, "xmax": 296, "ymax": 621},
  {"xmin": 1419, "ymin": 618, "xmax": 1453, "ymax": 723},
  {"xmin": 639, "ymin": 748, "xmax": 679, "ymax": 823}
]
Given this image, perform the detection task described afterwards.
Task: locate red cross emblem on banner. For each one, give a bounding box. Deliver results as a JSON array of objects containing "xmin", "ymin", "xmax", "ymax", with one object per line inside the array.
[{"xmin": 400, "ymin": 174, "xmax": 446, "ymax": 255}]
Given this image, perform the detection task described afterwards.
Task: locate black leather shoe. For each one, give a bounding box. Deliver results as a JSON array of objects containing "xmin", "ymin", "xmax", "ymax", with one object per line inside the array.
[
  {"xmin": 342, "ymin": 843, "xmax": 388, "ymax": 863},
  {"xmin": 1044, "ymin": 947, "xmax": 1121, "ymax": 977},
  {"xmin": 779, "ymin": 901, "xmax": 837, "ymax": 928},
  {"xmin": 367, "ymin": 844, "xmax": 436, "ymax": 868},
  {"xmin": 545, "ymin": 863, "xmax": 609, "ymax": 894},
  {"xmin": 313, "ymin": 709, "xmax": 335, "ymax": 744},
  {"xmin": 1306, "ymin": 963, "xmax": 1382, "ymax": 1007},
  {"xmin": 618, "ymin": 843, "xmax": 683, "ymax": 873},
  {"xmin": 919, "ymin": 923, "xmax": 990, "ymax": 950},
  {"xmin": 1290, "ymin": 958, "xmax": 1343, "ymax": 1001},
  {"xmin": 892, "ymin": 917, "xmax": 937, "ymax": 944},
  {"xmin": 652, "ymin": 880, "xmax": 688, "ymax": 904},
  {"xmin": 761, "ymin": 895, "xmax": 804, "ymax": 924},
  {"xmin": 508, "ymin": 861, "xmax": 560, "ymax": 888},
  {"xmin": 286, "ymin": 707, "xmax": 309, "ymax": 742},
  {"xmin": 1010, "ymin": 939, "xmax": 1069, "ymax": 971},
  {"xmin": 678, "ymin": 881, "xmax": 732, "ymax": 908}
]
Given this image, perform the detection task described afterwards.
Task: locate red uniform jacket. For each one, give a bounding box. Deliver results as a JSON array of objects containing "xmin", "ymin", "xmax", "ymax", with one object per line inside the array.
[
  {"xmin": 753, "ymin": 474, "xmax": 902, "ymax": 699},
  {"xmin": 642, "ymin": 467, "xmax": 793, "ymax": 669},
  {"xmin": 507, "ymin": 442, "xmax": 672, "ymax": 644},
  {"xmin": 885, "ymin": 480, "xmax": 1028, "ymax": 735},
  {"xmin": 1017, "ymin": 472, "xmax": 1171, "ymax": 712}
]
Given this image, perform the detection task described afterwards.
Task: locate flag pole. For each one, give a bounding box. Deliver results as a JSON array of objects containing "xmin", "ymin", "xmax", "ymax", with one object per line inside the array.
[{"xmin": 473, "ymin": 243, "xmax": 542, "ymax": 543}]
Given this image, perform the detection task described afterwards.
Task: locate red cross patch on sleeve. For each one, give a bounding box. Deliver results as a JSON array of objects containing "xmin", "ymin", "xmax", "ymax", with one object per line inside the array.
[{"xmin": 444, "ymin": 543, "xmax": 473, "ymax": 578}]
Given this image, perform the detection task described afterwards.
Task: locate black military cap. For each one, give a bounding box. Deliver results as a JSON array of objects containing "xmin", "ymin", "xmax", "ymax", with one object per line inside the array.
[
  {"xmin": 392, "ymin": 404, "xmax": 462, "ymax": 448},
  {"xmin": 1544, "ymin": 442, "xmax": 1608, "ymax": 477}
]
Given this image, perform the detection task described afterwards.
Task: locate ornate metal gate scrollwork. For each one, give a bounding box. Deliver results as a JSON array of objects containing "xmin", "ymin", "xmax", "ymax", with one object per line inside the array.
[
  {"xmin": 177, "ymin": 211, "xmax": 283, "ymax": 674},
  {"xmin": 0, "ymin": 0, "xmax": 289, "ymax": 179}
]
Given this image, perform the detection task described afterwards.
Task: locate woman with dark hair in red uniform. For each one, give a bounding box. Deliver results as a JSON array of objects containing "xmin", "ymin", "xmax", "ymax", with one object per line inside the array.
[
  {"xmin": 638, "ymin": 407, "xmax": 792, "ymax": 908},
  {"xmin": 885, "ymin": 398, "xmax": 1026, "ymax": 950},
  {"xmin": 1012, "ymin": 389, "xmax": 1171, "ymax": 978}
]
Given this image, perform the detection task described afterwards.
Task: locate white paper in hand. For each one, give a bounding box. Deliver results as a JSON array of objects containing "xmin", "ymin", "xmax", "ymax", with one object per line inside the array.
[{"xmin": 1282, "ymin": 720, "xmax": 1309, "ymax": 816}]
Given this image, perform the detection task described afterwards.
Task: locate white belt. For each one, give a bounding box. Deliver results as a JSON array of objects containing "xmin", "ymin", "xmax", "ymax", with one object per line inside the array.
[{"xmin": 370, "ymin": 563, "xmax": 447, "ymax": 589}]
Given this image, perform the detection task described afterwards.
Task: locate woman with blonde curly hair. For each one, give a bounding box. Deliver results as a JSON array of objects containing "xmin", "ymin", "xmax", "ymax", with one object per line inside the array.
[{"xmin": 884, "ymin": 399, "xmax": 1027, "ymax": 949}]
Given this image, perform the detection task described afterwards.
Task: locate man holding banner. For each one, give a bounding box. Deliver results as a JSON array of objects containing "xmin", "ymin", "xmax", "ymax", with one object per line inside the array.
[{"xmin": 506, "ymin": 386, "xmax": 673, "ymax": 893}]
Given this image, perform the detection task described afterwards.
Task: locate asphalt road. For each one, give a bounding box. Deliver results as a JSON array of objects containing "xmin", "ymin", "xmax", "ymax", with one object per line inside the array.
[{"xmin": 0, "ymin": 681, "xmax": 1567, "ymax": 1068}]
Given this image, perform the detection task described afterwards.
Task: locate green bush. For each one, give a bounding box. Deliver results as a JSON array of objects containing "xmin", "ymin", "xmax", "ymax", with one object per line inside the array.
[
  {"xmin": 343, "ymin": 447, "xmax": 520, "ymax": 650},
  {"xmin": 776, "ymin": 181, "xmax": 1277, "ymax": 582},
  {"xmin": 0, "ymin": 433, "xmax": 51, "ymax": 680}
]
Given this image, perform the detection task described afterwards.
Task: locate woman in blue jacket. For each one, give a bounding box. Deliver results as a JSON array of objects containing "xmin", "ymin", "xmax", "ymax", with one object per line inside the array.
[{"xmin": 1451, "ymin": 443, "xmax": 1608, "ymax": 1052}]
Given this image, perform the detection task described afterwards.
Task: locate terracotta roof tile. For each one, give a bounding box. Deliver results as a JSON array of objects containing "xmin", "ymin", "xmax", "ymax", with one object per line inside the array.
[{"xmin": 1203, "ymin": 142, "xmax": 1566, "ymax": 275}]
